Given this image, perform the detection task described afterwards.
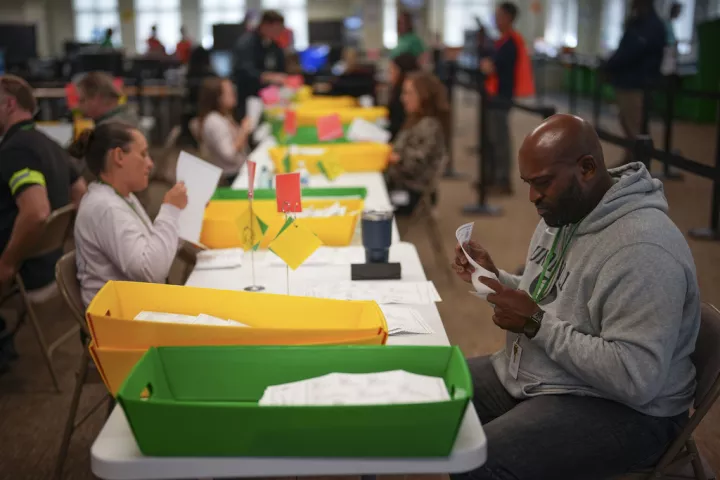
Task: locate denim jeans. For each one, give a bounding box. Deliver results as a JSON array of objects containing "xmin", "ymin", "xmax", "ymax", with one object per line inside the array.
[{"xmin": 451, "ymin": 356, "xmax": 687, "ymax": 480}]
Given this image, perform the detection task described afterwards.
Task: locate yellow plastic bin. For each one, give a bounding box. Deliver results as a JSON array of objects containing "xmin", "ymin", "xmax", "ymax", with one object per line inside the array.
[
  {"xmin": 201, "ymin": 199, "xmax": 363, "ymax": 248},
  {"xmin": 269, "ymin": 143, "xmax": 390, "ymax": 173},
  {"xmin": 295, "ymin": 106, "xmax": 388, "ymax": 126},
  {"xmin": 86, "ymin": 281, "xmax": 388, "ymax": 350},
  {"xmin": 295, "ymin": 96, "xmax": 357, "ymax": 108}
]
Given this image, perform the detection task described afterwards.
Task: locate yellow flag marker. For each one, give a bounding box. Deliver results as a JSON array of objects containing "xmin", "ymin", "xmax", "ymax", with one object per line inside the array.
[
  {"xmin": 316, "ymin": 153, "xmax": 344, "ymax": 181},
  {"xmin": 236, "ymin": 208, "xmax": 266, "ymax": 251},
  {"xmin": 268, "ymin": 218, "xmax": 323, "ymax": 270}
]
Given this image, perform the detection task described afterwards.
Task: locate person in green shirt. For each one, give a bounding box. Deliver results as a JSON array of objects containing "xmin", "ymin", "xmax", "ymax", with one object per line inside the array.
[{"xmin": 391, "ymin": 12, "xmax": 426, "ymax": 59}]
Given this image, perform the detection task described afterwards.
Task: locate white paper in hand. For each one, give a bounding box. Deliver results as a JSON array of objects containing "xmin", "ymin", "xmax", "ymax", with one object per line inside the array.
[
  {"xmin": 347, "ymin": 118, "xmax": 391, "ymax": 144},
  {"xmin": 455, "ymin": 222, "xmax": 498, "ymax": 299},
  {"xmin": 176, "ymin": 151, "xmax": 223, "ymax": 243},
  {"xmin": 246, "ymin": 96, "xmax": 264, "ymax": 130}
]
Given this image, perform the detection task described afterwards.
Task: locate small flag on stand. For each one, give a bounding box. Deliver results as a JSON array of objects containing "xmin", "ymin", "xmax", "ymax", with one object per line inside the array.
[
  {"xmin": 316, "ymin": 154, "xmax": 344, "ymax": 181},
  {"xmin": 268, "ymin": 219, "xmax": 323, "ymax": 270},
  {"xmin": 275, "ymin": 172, "xmax": 302, "ymax": 213},
  {"xmin": 247, "ymin": 160, "xmax": 257, "ymax": 199},
  {"xmin": 236, "ymin": 208, "xmax": 267, "ymax": 251},
  {"xmin": 317, "ymin": 114, "xmax": 344, "ymax": 141}
]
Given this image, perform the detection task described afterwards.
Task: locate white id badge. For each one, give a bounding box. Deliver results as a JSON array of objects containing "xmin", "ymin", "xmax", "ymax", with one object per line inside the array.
[{"xmin": 509, "ymin": 337, "xmax": 522, "ymax": 380}]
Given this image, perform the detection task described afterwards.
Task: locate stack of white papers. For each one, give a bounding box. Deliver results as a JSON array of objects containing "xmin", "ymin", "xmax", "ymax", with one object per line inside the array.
[
  {"xmin": 289, "ymin": 145, "xmax": 326, "ymax": 156},
  {"xmin": 347, "ymin": 118, "xmax": 391, "ymax": 144},
  {"xmin": 380, "ymin": 305, "xmax": 434, "ymax": 335},
  {"xmin": 294, "ymin": 202, "xmax": 349, "ymax": 218},
  {"xmin": 194, "ymin": 248, "xmax": 244, "ymax": 270},
  {"xmin": 303, "ymin": 281, "xmax": 441, "ymax": 304},
  {"xmin": 259, "ymin": 370, "xmax": 450, "ymax": 406},
  {"xmin": 134, "ymin": 311, "xmax": 251, "ymax": 327}
]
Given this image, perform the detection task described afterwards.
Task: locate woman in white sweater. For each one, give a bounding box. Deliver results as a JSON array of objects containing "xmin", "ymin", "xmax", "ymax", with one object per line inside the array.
[
  {"xmin": 68, "ymin": 122, "xmax": 188, "ymax": 306},
  {"xmin": 198, "ymin": 77, "xmax": 251, "ymax": 186}
]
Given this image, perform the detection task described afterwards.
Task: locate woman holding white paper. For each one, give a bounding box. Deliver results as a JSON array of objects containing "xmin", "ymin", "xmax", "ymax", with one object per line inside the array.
[
  {"xmin": 387, "ymin": 71, "xmax": 449, "ymax": 215},
  {"xmin": 69, "ymin": 123, "xmax": 188, "ymax": 306},
  {"xmin": 197, "ymin": 77, "xmax": 251, "ymax": 186}
]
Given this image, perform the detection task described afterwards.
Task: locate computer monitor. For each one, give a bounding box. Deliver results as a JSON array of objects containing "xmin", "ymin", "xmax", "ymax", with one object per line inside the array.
[
  {"xmin": 0, "ymin": 24, "xmax": 37, "ymax": 67},
  {"xmin": 212, "ymin": 24, "xmax": 245, "ymax": 51}
]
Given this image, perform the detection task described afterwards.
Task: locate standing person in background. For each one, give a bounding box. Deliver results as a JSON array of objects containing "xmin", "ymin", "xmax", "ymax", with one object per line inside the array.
[
  {"xmin": 387, "ymin": 72, "xmax": 449, "ymax": 215},
  {"xmin": 175, "ymin": 26, "xmax": 193, "ymax": 64},
  {"xmin": 197, "ymin": 77, "xmax": 251, "ymax": 186},
  {"xmin": 391, "ymin": 11, "xmax": 426, "ymax": 60},
  {"xmin": 478, "ymin": 2, "xmax": 534, "ymax": 195},
  {"xmin": 77, "ymin": 72, "xmax": 139, "ymax": 128},
  {"xmin": 602, "ymin": 0, "xmax": 665, "ymax": 165},
  {"xmin": 101, "ymin": 28, "xmax": 114, "ymax": 48},
  {"xmin": 70, "ymin": 122, "xmax": 187, "ymax": 307},
  {"xmin": 232, "ymin": 10, "xmax": 287, "ymax": 120},
  {"xmin": 146, "ymin": 25, "xmax": 166, "ymax": 55},
  {"xmin": 387, "ymin": 53, "xmax": 420, "ymax": 141}
]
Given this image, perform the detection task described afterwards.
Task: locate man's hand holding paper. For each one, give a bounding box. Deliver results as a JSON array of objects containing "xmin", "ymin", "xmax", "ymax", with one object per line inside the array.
[{"xmin": 453, "ymin": 223, "xmax": 500, "ymax": 298}]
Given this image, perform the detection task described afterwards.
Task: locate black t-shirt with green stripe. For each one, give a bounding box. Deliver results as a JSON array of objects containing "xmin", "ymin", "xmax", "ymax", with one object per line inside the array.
[{"xmin": 0, "ymin": 120, "xmax": 80, "ymax": 289}]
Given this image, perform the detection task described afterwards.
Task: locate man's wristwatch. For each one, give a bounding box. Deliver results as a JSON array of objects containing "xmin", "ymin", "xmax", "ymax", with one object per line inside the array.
[{"xmin": 523, "ymin": 309, "xmax": 545, "ymax": 339}]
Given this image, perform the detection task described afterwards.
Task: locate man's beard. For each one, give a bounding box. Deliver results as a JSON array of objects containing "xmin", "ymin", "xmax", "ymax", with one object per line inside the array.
[{"xmin": 538, "ymin": 178, "xmax": 589, "ymax": 228}]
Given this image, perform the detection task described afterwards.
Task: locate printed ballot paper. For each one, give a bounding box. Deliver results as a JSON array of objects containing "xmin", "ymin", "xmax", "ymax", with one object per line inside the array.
[
  {"xmin": 456, "ymin": 222, "xmax": 498, "ymax": 299},
  {"xmin": 259, "ymin": 370, "xmax": 450, "ymax": 406},
  {"xmin": 380, "ymin": 305, "xmax": 434, "ymax": 335},
  {"xmin": 304, "ymin": 281, "xmax": 441, "ymax": 304},
  {"xmin": 346, "ymin": 118, "xmax": 391, "ymax": 144},
  {"xmin": 176, "ymin": 151, "xmax": 223, "ymax": 242}
]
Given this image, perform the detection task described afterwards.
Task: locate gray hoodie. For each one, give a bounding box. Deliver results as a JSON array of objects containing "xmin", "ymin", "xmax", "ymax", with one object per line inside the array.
[{"xmin": 491, "ymin": 162, "xmax": 700, "ymax": 417}]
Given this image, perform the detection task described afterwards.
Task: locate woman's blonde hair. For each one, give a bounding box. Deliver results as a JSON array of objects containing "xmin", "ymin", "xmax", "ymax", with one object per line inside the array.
[{"xmin": 403, "ymin": 71, "xmax": 451, "ymax": 144}]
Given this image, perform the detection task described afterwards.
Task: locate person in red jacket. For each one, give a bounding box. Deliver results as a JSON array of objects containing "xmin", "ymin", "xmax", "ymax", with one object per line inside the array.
[
  {"xmin": 175, "ymin": 26, "xmax": 192, "ymax": 64},
  {"xmin": 478, "ymin": 2, "xmax": 534, "ymax": 194}
]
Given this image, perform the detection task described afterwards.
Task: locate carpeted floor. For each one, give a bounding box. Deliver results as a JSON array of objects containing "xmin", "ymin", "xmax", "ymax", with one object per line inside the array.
[{"xmin": 0, "ymin": 90, "xmax": 718, "ymax": 479}]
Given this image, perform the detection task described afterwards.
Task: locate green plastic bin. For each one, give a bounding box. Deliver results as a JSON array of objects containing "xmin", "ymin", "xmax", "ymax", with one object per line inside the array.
[
  {"xmin": 270, "ymin": 121, "xmax": 351, "ymax": 145},
  {"xmin": 118, "ymin": 345, "xmax": 472, "ymax": 457},
  {"xmin": 211, "ymin": 186, "xmax": 368, "ymax": 201}
]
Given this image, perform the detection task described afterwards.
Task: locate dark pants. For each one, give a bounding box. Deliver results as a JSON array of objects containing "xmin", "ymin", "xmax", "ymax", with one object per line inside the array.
[
  {"xmin": 486, "ymin": 107, "xmax": 511, "ymax": 186},
  {"xmin": 451, "ymin": 356, "xmax": 686, "ymax": 480}
]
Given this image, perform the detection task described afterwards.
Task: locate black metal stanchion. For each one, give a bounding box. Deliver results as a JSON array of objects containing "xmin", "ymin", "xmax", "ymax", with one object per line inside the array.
[
  {"xmin": 656, "ymin": 74, "xmax": 684, "ymax": 180},
  {"xmin": 536, "ymin": 56, "xmax": 546, "ymax": 105},
  {"xmin": 689, "ymin": 108, "xmax": 720, "ymax": 241},
  {"xmin": 592, "ymin": 72, "xmax": 602, "ymax": 127},
  {"xmin": 443, "ymin": 61, "xmax": 468, "ymax": 180},
  {"xmin": 633, "ymin": 135, "xmax": 654, "ymax": 170},
  {"xmin": 462, "ymin": 76, "xmax": 501, "ymax": 216}
]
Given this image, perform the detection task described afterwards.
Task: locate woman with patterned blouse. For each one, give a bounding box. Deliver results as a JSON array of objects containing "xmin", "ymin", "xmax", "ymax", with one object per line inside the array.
[{"xmin": 387, "ymin": 71, "xmax": 449, "ymax": 215}]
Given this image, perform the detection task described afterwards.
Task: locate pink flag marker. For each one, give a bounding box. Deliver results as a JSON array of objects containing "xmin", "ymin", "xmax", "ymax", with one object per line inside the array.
[
  {"xmin": 260, "ymin": 85, "xmax": 281, "ymax": 105},
  {"xmin": 317, "ymin": 113, "xmax": 343, "ymax": 141},
  {"xmin": 247, "ymin": 160, "xmax": 257, "ymax": 200}
]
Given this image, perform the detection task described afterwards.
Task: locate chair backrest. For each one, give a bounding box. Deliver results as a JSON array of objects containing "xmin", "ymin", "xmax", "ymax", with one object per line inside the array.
[
  {"xmin": 166, "ymin": 239, "xmax": 205, "ymax": 286},
  {"xmin": 27, "ymin": 204, "xmax": 77, "ymax": 259},
  {"xmin": 55, "ymin": 251, "xmax": 88, "ymax": 335},
  {"xmin": 692, "ymin": 303, "xmax": 720, "ymax": 409}
]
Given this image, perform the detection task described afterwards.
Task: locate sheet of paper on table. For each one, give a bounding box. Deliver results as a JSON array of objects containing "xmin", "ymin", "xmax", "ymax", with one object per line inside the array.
[
  {"xmin": 194, "ymin": 248, "xmax": 244, "ymax": 270},
  {"xmin": 294, "ymin": 202, "xmax": 349, "ymax": 218},
  {"xmin": 134, "ymin": 311, "xmax": 251, "ymax": 327},
  {"xmin": 176, "ymin": 151, "xmax": 223, "ymax": 243},
  {"xmin": 253, "ymin": 122, "xmax": 272, "ymax": 143},
  {"xmin": 303, "ymin": 281, "xmax": 441, "ymax": 304},
  {"xmin": 248, "ymin": 137, "xmax": 278, "ymax": 173},
  {"xmin": 455, "ymin": 222, "xmax": 498, "ymax": 299},
  {"xmin": 259, "ymin": 370, "xmax": 450, "ymax": 406},
  {"xmin": 380, "ymin": 305, "xmax": 434, "ymax": 335}
]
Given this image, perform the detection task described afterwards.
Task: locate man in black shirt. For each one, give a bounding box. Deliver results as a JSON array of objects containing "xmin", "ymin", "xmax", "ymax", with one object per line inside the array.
[
  {"xmin": 0, "ymin": 75, "xmax": 87, "ymax": 366},
  {"xmin": 232, "ymin": 10, "xmax": 288, "ymax": 121},
  {"xmin": 479, "ymin": 2, "xmax": 520, "ymax": 194}
]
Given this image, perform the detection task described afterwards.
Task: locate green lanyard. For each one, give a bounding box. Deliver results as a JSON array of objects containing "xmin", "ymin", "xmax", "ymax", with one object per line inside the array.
[
  {"xmin": 97, "ymin": 180, "xmax": 151, "ymax": 231},
  {"xmin": 531, "ymin": 222, "xmax": 581, "ymax": 302}
]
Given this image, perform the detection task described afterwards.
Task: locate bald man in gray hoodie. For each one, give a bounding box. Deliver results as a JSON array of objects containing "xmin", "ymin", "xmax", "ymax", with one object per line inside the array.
[{"xmin": 452, "ymin": 114, "xmax": 700, "ymax": 480}]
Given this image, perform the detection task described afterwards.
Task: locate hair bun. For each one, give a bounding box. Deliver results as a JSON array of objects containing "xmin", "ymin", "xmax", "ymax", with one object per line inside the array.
[{"xmin": 67, "ymin": 128, "xmax": 94, "ymax": 159}]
